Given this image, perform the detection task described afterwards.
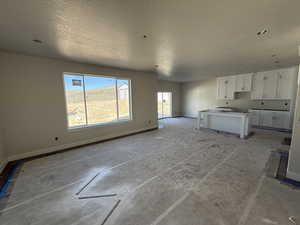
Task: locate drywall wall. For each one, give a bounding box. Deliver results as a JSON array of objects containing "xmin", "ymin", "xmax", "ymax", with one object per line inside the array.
[
  {"xmin": 288, "ymin": 66, "xmax": 300, "ymax": 181},
  {"xmin": 157, "ymin": 80, "xmax": 182, "ymax": 117},
  {"xmin": 0, "ymin": 129, "xmax": 5, "ymax": 171},
  {"xmin": 0, "ymin": 51, "xmax": 158, "ymax": 160},
  {"xmin": 182, "ymin": 66, "xmax": 299, "ymax": 118}
]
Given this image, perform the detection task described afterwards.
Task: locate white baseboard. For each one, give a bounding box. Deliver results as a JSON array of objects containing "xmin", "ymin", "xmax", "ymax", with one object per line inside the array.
[
  {"xmin": 7, "ymin": 126, "xmax": 158, "ymax": 162},
  {"xmin": 286, "ymin": 169, "xmax": 300, "ymax": 182},
  {"xmin": 0, "ymin": 159, "xmax": 8, "ymax": 173}
]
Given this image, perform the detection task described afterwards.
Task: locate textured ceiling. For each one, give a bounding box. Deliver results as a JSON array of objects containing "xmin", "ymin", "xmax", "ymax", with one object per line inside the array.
[{"xmin": 0, "ymin": 0, "xmax": 300, "ymax": 81}]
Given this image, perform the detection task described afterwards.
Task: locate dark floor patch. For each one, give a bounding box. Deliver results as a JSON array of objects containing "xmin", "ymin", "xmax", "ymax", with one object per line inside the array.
[{"xmin": 275, "ymin": 151, "xmax": 300, "ymax": 189}]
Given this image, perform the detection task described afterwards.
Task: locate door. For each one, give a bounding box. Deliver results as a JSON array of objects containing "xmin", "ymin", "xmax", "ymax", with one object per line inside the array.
[{"xmin": 157, "ymin": 92, "xmax": 172, "ymax": 119}]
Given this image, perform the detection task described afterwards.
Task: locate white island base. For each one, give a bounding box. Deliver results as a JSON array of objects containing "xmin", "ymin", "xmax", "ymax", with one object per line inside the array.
[{"xmin": 197, "ymin": 111, "xmax": 250, "ymax": 139}]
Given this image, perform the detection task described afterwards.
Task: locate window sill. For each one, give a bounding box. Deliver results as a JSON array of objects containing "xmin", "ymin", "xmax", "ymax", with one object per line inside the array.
[{"xmin": 67, "ymin": 119, "xmax": 132, "ymax": 132}]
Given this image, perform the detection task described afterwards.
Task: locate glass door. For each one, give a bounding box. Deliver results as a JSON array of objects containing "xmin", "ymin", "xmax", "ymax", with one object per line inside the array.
[{"xmin": 157, "ymin": 92, "xmax": 172, "ymax": 119}]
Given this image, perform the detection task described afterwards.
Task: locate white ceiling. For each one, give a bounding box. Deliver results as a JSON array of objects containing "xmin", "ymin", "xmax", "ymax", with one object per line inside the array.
[{"xmin": 1, "ymin": 0, "xmax": 300, "ymax": 81}]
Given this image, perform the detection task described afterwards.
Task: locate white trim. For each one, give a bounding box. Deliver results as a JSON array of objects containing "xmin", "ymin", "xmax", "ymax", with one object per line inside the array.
[
  {"xmin": 7, "ymin": 126, "xmax": 158, "ymax": 162},
  {"xmin": 286, "ymin": 169, "xmax": 300, "ymax": 182},
  {"xmin": 0, "ymin": 158, "xmax": 8, "ymax": 173}
]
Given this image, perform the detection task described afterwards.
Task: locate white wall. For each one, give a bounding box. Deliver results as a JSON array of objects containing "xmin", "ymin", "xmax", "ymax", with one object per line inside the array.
[
  {"xmin": 182, "ymin": 66, "xmax": 299, "ymax": 118},
  {"xmin": 157, "ymin": 80, "xmax": 182, "ymax": 117},
  {"xmin": 0, "ymin": 128, "xmax": 5, "ymax": 171},
  {"xmin": 0, "ymin": 51, "xmax": 158, "ymax": 161},
  {"xmin": 288, "ymin": 66, "xmax": 300, "ymax": 181}
]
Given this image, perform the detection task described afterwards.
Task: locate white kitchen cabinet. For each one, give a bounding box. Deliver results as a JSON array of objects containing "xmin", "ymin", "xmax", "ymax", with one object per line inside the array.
[
  {"xmin": 217, "ymin": 76, "xmax": 236, "ymax": 100},
  {"xmin": 248, "ymin": 110, "xmax": 260, "ymax": 126},
  {"xmin": 260, "ymin": 110, "xmax": 273, "ymax": 127},
  {"xmin": 263, "ymin": 71, "xmax": 278, "ymax": 99},
  {"xmin": 248, "ymin": 109, "xmax": 291, "ymax": 130},
  {"xmin": 277, "ymin": 71, "xmax": 294, "ymax": 99},
  {"xmin": 251, "ymin": 73, "xmax": 264, "ymax": 99},
  {"xmin": 251, "ymin": 68, "xmax": 295, "ymax": 100},
  {"xmin": 271, "ymin": 111, "xmax": 290, "ymax": 129},
  {"xmin": 235, "ymin": 73, "xmax": 252, "ymax": 92}
]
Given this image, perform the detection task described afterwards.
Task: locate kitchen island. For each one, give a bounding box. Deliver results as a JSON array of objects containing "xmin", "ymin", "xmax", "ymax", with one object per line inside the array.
[{"xmin": 197, "ymin": 110, "xmax": 250, "ymax": 138}]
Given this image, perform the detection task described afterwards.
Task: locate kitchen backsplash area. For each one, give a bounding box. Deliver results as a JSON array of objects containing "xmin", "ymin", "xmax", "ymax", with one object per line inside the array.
[{"xmin": 217, "ymin": 92, "xmax": 291, "ymax": 112}]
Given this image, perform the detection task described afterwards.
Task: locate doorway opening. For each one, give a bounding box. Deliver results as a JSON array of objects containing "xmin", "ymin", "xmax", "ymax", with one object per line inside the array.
[{"xmin": 157, "ymin": 92, "xmax": 172, "ymax": 119}]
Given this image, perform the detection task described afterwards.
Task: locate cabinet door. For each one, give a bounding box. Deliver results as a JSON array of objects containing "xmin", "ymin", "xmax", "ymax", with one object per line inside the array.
[
  {"xmin": 261, "ymin": 111, "xmax": 273, "ymax": 127},
  {"xmin": 272, "ymin": 111, "xmax": 290, "ymax": 129},
  {"xmin": 277, "ymin": 72, "xmax": 293, "ymax": 99},
  {"xmin": 251, "ymin": 73, "xmax": 264, "ymax": 99},
  {"xmin": 249, "ymin": 110, "xmax": 260, "ymax": 126},
  {"xmin": 271, "ymin": 112, "xmax": 282, "ymax": 128},
  {"xmin": 217, "ymin": 78, "xmax": 226, "ymax": 99},
  {"xmin": 226, "ymin": 76, "xmax": 236, "ymax": 99},
  {"xmin": 243, "ymin": 74, "xmax": 252, "ymax": 91},
  {"xmin": 236, "ymin": 74, "xmax": 252, "ymax": 92},
  {"xmin": 262, "ymin": 72, "xmax": 278, "ymax": 99},
  {"xmin": 235, "ymin": 75, "xmax": 244, "ymax": 92}
]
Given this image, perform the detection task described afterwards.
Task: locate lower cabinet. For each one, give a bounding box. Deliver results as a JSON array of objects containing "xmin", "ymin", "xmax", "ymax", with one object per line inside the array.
[{"xmin": 248, "ymin": 109, "xmax": 291, "ymax": 130}]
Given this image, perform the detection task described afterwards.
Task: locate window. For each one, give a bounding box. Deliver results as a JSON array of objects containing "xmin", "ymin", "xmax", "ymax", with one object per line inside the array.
[{"xmin": 63, "ymin": 73, "xmax": 131, "ymax": 128}]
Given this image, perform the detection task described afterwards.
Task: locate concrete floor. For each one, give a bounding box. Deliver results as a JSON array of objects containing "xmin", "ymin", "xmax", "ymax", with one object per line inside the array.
[{"xmin": 0, "ymin": 118, "xmax": 299, "ymax": 225}]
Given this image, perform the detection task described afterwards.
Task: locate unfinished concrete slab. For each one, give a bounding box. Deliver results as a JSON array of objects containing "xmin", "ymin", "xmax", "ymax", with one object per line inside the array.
[{"xmin": 0, "ymin": 118, "xmax": 299, "ymax": 225}]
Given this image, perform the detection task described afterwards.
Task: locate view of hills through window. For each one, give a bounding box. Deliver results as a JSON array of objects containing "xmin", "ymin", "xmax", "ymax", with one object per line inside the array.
[{"xmin": 64, "ymin": 74, "xmax": 131, "ymax": 128}]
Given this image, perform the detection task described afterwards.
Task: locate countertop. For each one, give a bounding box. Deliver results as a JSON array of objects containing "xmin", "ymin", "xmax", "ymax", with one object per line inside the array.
[{"xmin": 250, "ymin": 108, "xmax": 289, "ymax": 112}]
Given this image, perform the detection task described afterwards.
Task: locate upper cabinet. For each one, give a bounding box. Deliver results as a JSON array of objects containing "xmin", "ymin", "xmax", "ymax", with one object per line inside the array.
[
  {"xmin": 235, "ymin": 73, "xmax": 252, "ymax": 92},
  {"xmin": 217, "ymin": 68, "xmax": 296, "ymax": 100},
  {"xmin": 217, "ymin": 76, "xmax": 236, "ymax": 100},
  {"xmin": 277, "ymin": 70, "xmax": 294, "ymax": 99},
  {"xmin": 251, "ymin": 68, "xmax": 295, "ymax": 100}
]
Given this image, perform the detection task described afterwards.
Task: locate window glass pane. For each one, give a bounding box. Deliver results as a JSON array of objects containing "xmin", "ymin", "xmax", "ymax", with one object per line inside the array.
[
  {"xmin": 64, "ymin": 75, "xmax": 87, "ymax": 127},
  {"xmin": 157, "ymin": 92, "xmax": 163, "ymax": 119},
  {"xmin": 162, "ymin": 92, "xmax": 172, "ymax": 117},
  {"xmin": 84, "ymin": 76, "xmax": 117, "ymax": 124},
  {"xmin": 117, "ymin": 80, "xmax": 130, "ymax": 120}
]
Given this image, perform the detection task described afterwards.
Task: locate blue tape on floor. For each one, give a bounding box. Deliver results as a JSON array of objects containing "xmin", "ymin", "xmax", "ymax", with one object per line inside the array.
[{"xmin": 0, "ymin": 162, "xmax": 21, "ymax": 199}]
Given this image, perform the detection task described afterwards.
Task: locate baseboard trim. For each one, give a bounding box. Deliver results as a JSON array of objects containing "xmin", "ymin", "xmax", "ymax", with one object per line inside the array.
[
  {"xmin": 286, "ymin": 169, "xmax": 300, "ymax": 182},
  {"xmin": 7, "ymin": 126, "xmax": 158, "ymax": 163}
]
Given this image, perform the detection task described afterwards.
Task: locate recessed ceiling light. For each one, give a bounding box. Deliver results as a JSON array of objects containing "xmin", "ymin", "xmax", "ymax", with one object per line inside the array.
[{"xmin": 33, "ymin": 39, "xmax": 43, "ymax": 44}]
